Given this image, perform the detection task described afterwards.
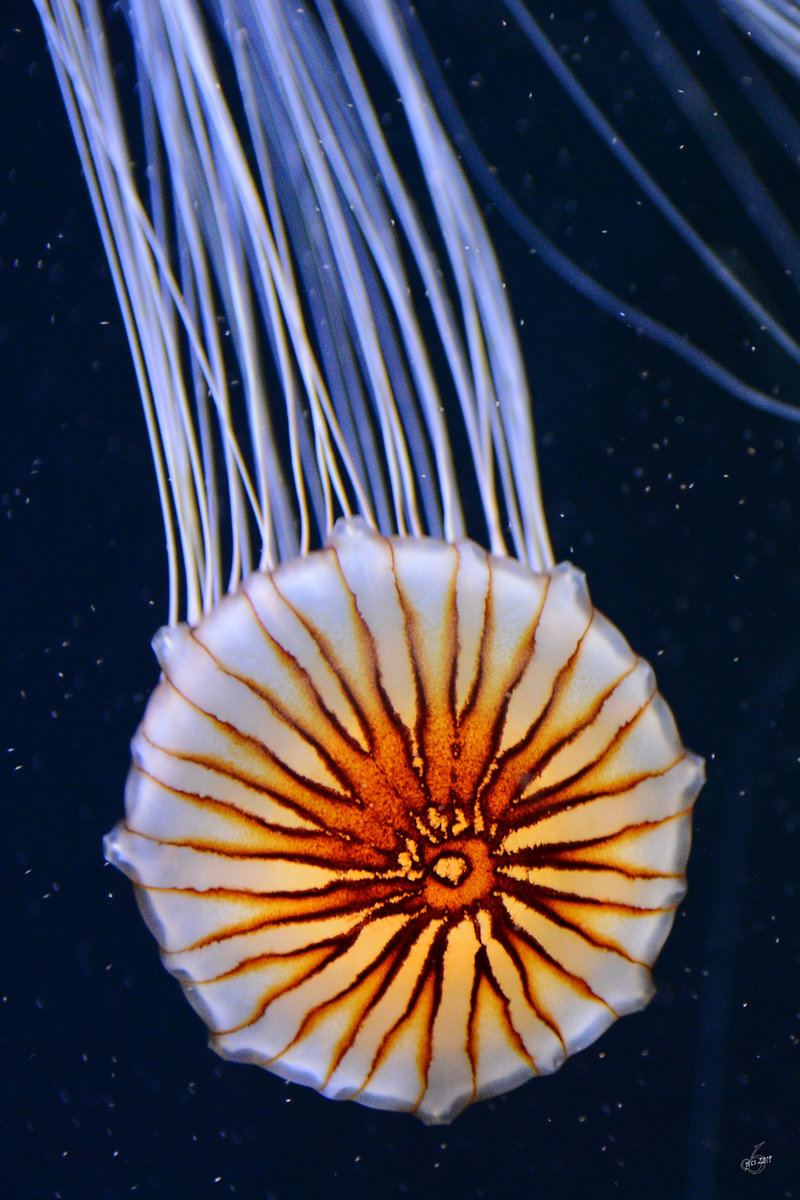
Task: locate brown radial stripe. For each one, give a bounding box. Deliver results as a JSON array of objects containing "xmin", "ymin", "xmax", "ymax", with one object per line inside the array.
[
  {"xmin": 241, "ymin": 587, "xmax": 372, "ymax": 754},
  {"xmin": 277, "ymin": 911, "xmax": 436, "ymax": 1085},
  {"xmin": 214, "ymin": 936, "xmax": 360, "ymax": 1035},
  {"xmin": 535, "ymin": 893, "xmax": 676, "ymax": 964},
  {"xmin": 504, "ymin": 813, "xmax": 690, "ymax": 877},
  {"xmin": 156, "ymin": 884, "xmax": 408, "ymax": 955},
  {"xmin": 467, "ymin": 922, "xmax": 539, "ymax": 1081},
  {"xmin": 483, "ymin": 654, "xmax": 648, "ymax": 826},
  {"xmin": 498, "ymin": 875, "xmax": 675, "ymax": 956},
  {"xmin": 352, "ymin": 921, "xmax": 449, "ymax": 1108},
  {"xmin": 453, "ymin": 548, "xmax": 494, "ymax": 726},
  {"xmin": 512, "ymin": 888, "xmax": 652, "ymax": 967},
  {"xmin": 145, "ymin": 681, "xmax": 358, "ymax": 807},
  {"xmin": 485, "ymin": 909, "xmax": 568, "ymax": 1057},
  {"xmin": 273, "ymin": 550, "xmax": 422, "ymax": 799},
  {"xmin": 387, "ymin": 537, "xmax": 459, "ymax": 810},
  {"xmin": 456, "ymin": 562, "xmax": 550, "ymax": 809},
  {"xmin": 193, "ymin": 612, "xmax": 366, "ymax": 767},
  {"xmin": 446, "ymin": 548, "xmax": 495, "ymax": 810},
  {"xmin": 498, "ymin": 901, "xmax": 620, "ymax": 1017},
  {"xmin": 476, "ymin": 617, "xmax": 596, "ymax": 825},
  {"xmin": 187, "ymin": 621, "xmax": 430, "ymax": 847},
  {"xmin": 144, "ymin": 682, "xmax": 424, "ymax": 853},
  {"xmin": 126, "ymin": 764, "xmax": 393, "ymax": 869},
  {"xmin": 507, "ymin": 750, "xmax": 688, "ymax": 827}
]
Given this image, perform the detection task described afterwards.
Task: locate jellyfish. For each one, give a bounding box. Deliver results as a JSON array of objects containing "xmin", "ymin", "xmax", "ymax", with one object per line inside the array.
[{"xmin": 34, "ymin": 0, "xmax": 713, "ymax": 1124}]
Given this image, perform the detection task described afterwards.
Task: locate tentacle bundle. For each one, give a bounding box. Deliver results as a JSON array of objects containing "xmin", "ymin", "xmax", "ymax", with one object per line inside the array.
[{"xmin": 106, "ymin": 519, "xmax": 703, "ymax": 1123}]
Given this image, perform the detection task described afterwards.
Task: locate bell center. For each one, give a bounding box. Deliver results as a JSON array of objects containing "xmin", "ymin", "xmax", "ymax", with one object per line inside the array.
[
  {"xmin": 423, "ymin": 835, "xmax": 495, "ymax": 911},
  {"xmin": 430, "ymin": 851, "xmax": 470, "ymax": 887}
]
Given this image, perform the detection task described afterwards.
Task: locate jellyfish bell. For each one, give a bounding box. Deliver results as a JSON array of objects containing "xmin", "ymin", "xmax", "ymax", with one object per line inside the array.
[
  {"xmin": 37, "ymin": 0, "xmax": 705, "ymax": 1123},
  {"xmin": 106, "ymin": 517, "xmax": 701, "ymax": 1122}
]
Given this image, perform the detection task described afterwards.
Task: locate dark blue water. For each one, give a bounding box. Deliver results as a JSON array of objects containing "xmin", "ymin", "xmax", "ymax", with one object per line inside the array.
[{"xmin": 2, "ymin": 2, "xmax": 798, "ymax": 1197}]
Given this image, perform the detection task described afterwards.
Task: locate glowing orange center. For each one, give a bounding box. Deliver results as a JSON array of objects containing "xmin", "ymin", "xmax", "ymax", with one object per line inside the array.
[{"xmin": 421, "ymin": 835, "xmax": 495, "ymax": 911}]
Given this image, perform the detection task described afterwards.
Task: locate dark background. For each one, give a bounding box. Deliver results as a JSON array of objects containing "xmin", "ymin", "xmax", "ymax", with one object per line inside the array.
[{"xmin": 2, "ymin": 2, "xmax": 798, "ymax": 1198}]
